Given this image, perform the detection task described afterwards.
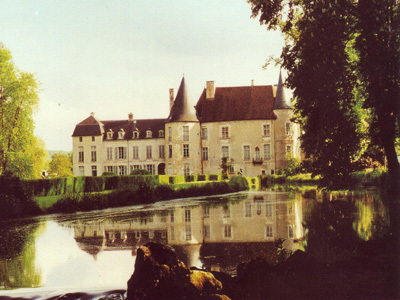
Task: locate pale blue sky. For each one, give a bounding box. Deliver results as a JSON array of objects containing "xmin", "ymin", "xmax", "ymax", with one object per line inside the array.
[{"xmin": 1, "ymin": 0, "xmax": 283, "ymax": 151}]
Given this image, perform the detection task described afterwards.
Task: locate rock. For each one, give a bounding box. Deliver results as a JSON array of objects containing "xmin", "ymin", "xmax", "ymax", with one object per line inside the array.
[{"xmin": 127, "ymin": 242, "xmax": 230, "ymax": 300}]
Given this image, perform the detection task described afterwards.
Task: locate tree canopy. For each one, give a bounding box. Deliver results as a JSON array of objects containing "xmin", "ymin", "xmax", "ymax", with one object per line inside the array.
[
  {"xmin": 248, "ymin": 0, "xmax": 399, "ymax": 188},
  {"xmin": 49, "ymin": 153, "xmax": 73, "ymax": 178},
  {"xmin": 0, "ymin": 44, "xmax": 47, "ymax": 179}
]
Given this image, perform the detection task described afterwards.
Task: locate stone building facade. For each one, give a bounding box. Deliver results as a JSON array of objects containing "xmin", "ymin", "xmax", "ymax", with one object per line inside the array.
[{"xmin": 72, "ymin": 73, "xmax": 301, "ymax": 177}]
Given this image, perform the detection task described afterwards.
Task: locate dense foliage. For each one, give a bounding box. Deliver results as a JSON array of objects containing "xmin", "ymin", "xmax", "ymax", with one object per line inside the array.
[
  {"xmin": 0, "ymin": 44, "xmax": 47, "ymax": 179},
  {"xmin": 248, "ymin": 0, "xmax": 399, "ymax": 188}
]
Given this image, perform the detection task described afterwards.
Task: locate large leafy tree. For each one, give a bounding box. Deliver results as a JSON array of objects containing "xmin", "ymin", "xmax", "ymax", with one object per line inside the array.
[
  {"xmin": 248, "ymin": 0, "xmax": 399, "ymax": 188},
  {"xmin": 0, "ymin": 44, "xmax": 45, "ymax": 178},
  {"xmin": 49, "ymin": 153, "xmax": 73, "ymax": 177}
]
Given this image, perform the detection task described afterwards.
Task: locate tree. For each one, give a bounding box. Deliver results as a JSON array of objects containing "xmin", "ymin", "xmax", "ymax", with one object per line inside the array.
[
  {"xmin": 0, "ymin": 44, "xmax": 44, "ymax": 178},
  {"xmin": 49, "ymin": 153, "xmax": 73, "ymax": 177},
  {"xmin": 247, "ymin": 0, "xmax": 399, "ymax": 187}
]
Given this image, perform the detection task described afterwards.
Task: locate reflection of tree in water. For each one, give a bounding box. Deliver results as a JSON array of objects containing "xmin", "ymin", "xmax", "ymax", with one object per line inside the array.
[
  {"xmin": 304, "ymin": 200, "xmax": 362, "ymax": 263},
  {"xmin": 0, "ymin": 221, "xmax": 42, "ymax": 289}
]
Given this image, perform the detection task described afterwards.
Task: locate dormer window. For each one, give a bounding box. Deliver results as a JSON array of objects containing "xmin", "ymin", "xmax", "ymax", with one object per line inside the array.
[
  {"xmin": 133, "ymin": 130, "xmax": 139, "ymax": 139},
  {"xmin": 146, "ymin": 130, "xmax": 152, "ymax": 138},
  {"xmin": 159, "ymin": 130, "xmax": 164, "ymax": 138},
  {"xmin": 107, "ymin": 130, "xmax": 113, "ymax": 140},
  {"xmin": 118, "ymin": 129, "xmax": 125, "ymax": 139}
]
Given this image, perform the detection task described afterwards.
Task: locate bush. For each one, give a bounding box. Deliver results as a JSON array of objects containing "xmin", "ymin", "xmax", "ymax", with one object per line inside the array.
[
  {"xmin": 228, "ymin": 176, "xmax": 249, "ymax": 191},
  {"xmin": 130, "ymin": 169, "xmax": 151, "ymax": 175},
  {"xmin": 102, "ymin": 171, "xmax": 117, "ymax": 176}
]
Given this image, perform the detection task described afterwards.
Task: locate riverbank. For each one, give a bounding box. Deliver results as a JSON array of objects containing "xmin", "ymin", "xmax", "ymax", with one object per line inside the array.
[{"xmin": 0, "ymin": 175, "xmax": 250, "ymax": 219}]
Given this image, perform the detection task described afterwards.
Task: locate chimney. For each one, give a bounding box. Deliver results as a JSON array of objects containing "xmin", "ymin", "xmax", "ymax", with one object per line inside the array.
[
  {"xmin": 128, "ymin": 112, "xmax": 134, "ymax": 122},
  {"xmin": 251, "ymin": 80, "xmax": 254, "ymax": 86},
  {"xmin": 90, "ymin": 112, "xmax": 95, "ymax": 117},
  {"xmin": 206, "ymin": 81, "xmax": 215, "ymax": 99},
  {"xmin": 169, "ymin": 88, "xmax": 175, "ymax": 110}
]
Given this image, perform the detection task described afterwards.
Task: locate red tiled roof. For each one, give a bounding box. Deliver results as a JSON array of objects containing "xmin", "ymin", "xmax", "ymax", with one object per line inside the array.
[{"xmin": 195, "ymin": 85, "xmax": 277, "ymax": 122}]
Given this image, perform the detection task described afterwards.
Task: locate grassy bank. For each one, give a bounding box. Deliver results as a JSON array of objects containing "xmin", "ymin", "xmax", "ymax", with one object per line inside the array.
[{"xmin": 45, "ymin": 176, "xmax": 249, "ymax": 214}]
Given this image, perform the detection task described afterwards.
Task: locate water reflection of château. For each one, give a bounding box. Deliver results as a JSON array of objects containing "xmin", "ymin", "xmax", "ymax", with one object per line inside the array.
[{"xmin": 71, "ymin": 191, "xmax": 303, "ymax": 273}]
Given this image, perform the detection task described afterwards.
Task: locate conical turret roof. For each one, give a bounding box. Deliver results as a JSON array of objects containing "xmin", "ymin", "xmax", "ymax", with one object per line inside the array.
[
  {"xmin": 167, "ymin": 77, "xmax": 198, "ymax": 122},
  {"xmin": 273, "ymin": 71, "xmax": 291, "ymax": 109}
]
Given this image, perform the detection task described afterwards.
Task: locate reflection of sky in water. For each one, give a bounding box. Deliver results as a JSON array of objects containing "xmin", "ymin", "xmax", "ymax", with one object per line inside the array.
[{"xmin": 35, "ymin": 221, "xmax": 134, "ymax": 289}]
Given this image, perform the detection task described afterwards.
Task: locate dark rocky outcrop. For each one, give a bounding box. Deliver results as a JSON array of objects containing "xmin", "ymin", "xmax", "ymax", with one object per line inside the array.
[{"xmin": 127, "ymin": 242, "xmax": 230, "ymax": 300}]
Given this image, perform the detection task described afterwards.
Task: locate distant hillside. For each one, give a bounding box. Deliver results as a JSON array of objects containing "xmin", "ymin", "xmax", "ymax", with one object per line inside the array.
[{"xmin": 48, "ymin": 150, "xmax": 72, "ymax": 159}]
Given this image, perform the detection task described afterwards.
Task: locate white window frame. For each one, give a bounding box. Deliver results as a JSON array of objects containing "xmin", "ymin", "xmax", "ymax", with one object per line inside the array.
[
  {"xmin": 221, "ymin": 146, "xmax": 229, "ymax": 158},
  {"xmin": 159, "ymin": 145, "xmax": 165, "ymax": 158},
  {"xmin": 118, "ymin": 147, "xmax": 127, "ymax": 160},
  {"xmin": 133, "ymin": 130, "xmax": 139, "ymax": 139},
  {"xmin": 132, "ymin": 146, "xmax": 139, "ymax": 159},
  {"xmin": 91, "ymin": 146, "xmax": 97, "ymax": 162},
  {"xmin": 159, "ymin": 130, "xmax": 164, "ymax": 137},
  {"xmin": 146, "ymin": 146, "xmax": 152, "ymax": 159},
  {"xmin": 286, "ymin": 144, "xmax": 292, "ymax": 154},
  {"xmin": 245, "ymin": 202, "xmax": 252, "ymax": 217},
  {"xmin": 285, "ymin": 122, "xmax": 291, "ymax": 136},
  {"xmin": 183, "ymin": 163, "xmax": 190, "ymax": 176},
  {"xmin": 221, "ymin": 126, "xmax": 230, "ymax": 139},
  {"xmin": 183, "ymin": 144, "xmax": 190, "ymax": 158},
  {"xmin": 168, "ymin": 127, "xmax": 172, "ymax": 142},
  {"xmin": 78, "ymin": 146, "xmax": 84, "ymax": 162},
  {"xmin": 266, "ymin": 224, "xmax": 274, "ymax": 238},
  {"xmin": 201, "ymin": 127, "xmax": 208, "ymax": 140},
  {"xmin": 264, "ymin": 144, "xmax": 271, "ymax": 160},
  {"xmin": 223, "ymin": 224, "xmax": 232, "ymax": 239},
  {"xmin": 107, "ymin": 147, "xmax": 113, "ymax": 160},
  {"xmin": 118, "ymin": 130, "xmax": 125, "ymax": 139},
  {"xmin": 146, "ymin": 130, "xmax": 152, "ymax": 138},
  {"xmin": 263, "ymin": 123, "xmax": 271, "ymax": 137},
  {"xmin": 202, "ymin": 147, "xmax": 208, "ymax": 161},
  {"xmin": 288, "ymin": 224, "xmax": 294, "ymax": 239},
  {"xmin": 243, "ymin": 145, "xmax": 250, "ymax": 161},
  {"xmin": 183, "ymin": 126, "xmax": 189, "ymax": 141},
  {"xmin": 168, "ymin": 145, "xmax": 172, "ymax": 158},
  {"xmin": 107, "ymin": 131, "xmax": 113, "ymax": 140},
  {"xmin": 266, "ymin": 202, "xmax": 273, "ymax": 217}
]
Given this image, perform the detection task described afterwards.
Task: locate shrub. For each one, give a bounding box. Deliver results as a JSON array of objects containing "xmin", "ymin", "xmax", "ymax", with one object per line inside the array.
[
  {"xmin": 228, "ymin": 176, "xmax": 249, "ymax": 191},
  {"xmin": 130, "ymin": 169, "xmax": 151, "ymax": 175},
  {"xmin": 102, "ymin": 171, "xmax": 117, "ymax": 176}
]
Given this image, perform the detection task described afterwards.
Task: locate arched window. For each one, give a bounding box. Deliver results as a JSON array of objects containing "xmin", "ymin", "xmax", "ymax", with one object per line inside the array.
[
  {"xmin": 255, "ymin": 147, "xmax": 260, "ymax": 161},
  {"xmin": 133, "ymin": 130, "xmax": 139, "ymax": 139}
]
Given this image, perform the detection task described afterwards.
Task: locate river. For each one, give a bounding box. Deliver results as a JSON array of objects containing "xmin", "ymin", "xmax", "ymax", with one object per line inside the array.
[{"xmin": 0, "ymin": 188, "xmax": 389, "ymax": 299}]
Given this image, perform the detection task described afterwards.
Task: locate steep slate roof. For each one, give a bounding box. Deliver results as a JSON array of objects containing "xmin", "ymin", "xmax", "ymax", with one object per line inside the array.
[
  {"xmin": 195, "ymin": 85, "xmax": 277, "ymax": 123},
  {"xmin": 72, "ymin": 114, "xmax": 104, "ymax": 136},
  {"xmin": 72, "ymin": 114, "xmax": 166, "ymax": 139},
  {"xmin": 273, "ymin": 71, "xmax": 292, "ymax": 109},
  {"xmin": 167, "ymin": 77, "xmax": 198, "ymax": 122},
  {"xmin": 102, "ymin": 118, "xmax": 166, "ymax": 140}
]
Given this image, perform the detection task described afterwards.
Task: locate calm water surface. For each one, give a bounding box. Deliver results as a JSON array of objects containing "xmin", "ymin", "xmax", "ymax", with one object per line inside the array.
[{"xmin": 0, "ymin": 189, "xmax": 388, "ymax": 298}]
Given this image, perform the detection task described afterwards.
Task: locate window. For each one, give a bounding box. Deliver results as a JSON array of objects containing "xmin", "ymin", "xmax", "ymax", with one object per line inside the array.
[
  {"xmin": 133, "ymin": 131, "xmax": 139, "ymax": 139},
  {"xmin": 118, "ymin": 165, "xmax": 127, "ymax": 176},
  {"xmin": 183, "ymin": 144, "xmax": 189, "ymax": 158},
  {"xmin": 79, "ymin": 166, "xmax": 84, "ymax": 176},
  {"xmin": 185, "ymin": 209, "xmax": 191, "ymax": 222},
  {"xmin": 170, "ymin": 211, "xmax": 175, "ymax": 222},
  {"xmin": 168, "ymin": 145, "xmax": 173, "ymax": 158},
  {"xmin": 183, "ymin": 126, "xmax": 189, "ymax": 141},
  {"xmin": 107, "ymin": 131, "xmax": 113, "ymax": 139},
  {"xmin": 146, "ymin": 164, "xmax": 155, "ymax": 174},
  {"xmin": 91, "ymin": 165, "xmax": 97, "ymax": 176},
  {"xmin": 91, "ymin": 146, "xmax": 97, "ymax": 162},
  {"xmin": 184, "ymin": 163, "xmax": 190, "ymax": 176},
  {"xmin": 92, "ymin": 136, "xmax": 95, "ymax": 142},
  {"xmin": 159, "ymin": 145, "xmax": 165, "ymax": 158},
  {"xmin": 133, "ymin": 146, "xmax": 139, "ymax": 159},
  {"xmin": 170, "ymin": 226, "xmax": 175, "ymax": 240},
  {"xmin": 285, "ymin": 122, "xmax": 291, "ymax": 136},
  {"xmin": 221, "ymin": 146, "xmax": 229, "ymax": 158},
  {"xmin": 266, "ymin": 202, "xmax": 273, "ymax": 217},
  {"xmin": 118, "ymin": 147, "xmax": 127, "ymax": 159},
  {"xmin": 224, "ymin": 225, "xmax": 232, "ymax": 238},
  {"xmin": 263, "ymin": 124, "xmax": 271, "ymax": 137},
  {"xmin": 78, "ymin": 146, "xmax": 84, "ymax": 162},
  {"xmin": 168, "ymin": 127, "xmax": 172, "ymax": 142},
  {"xmin": 107, "ymin": 147, "xmax": 113, "ymax": 160},
  {"xmin": 131, "ymin": 165, "xmax": 141, "ymax": 173},
  {"xmin": 79, "ymin": 137, "xmax": 83, "ymax": 142},
  {"xmin": 146, "ymin": 146, "xmax": 152, "ymax": 159},
  {"xmin": 105, "ymin": 166, "xmax": 114, "ymax": 172},
  {"xmin": 255, "ymin": 147, "xmax": 261, "ymax": 161},
  {"xmin": 201, "ymin": 127, "xmax": 208, "ymax": 140},
  {"xmin": 146, "ymin": 130, "xmax": 152, "ymax": 138},
  {"xmin": 245, "ymin": 202, "xmax": 252, "ymax": 217},
  {"xmin": 229, "ymin": 165, "xmax": 235, "ymax": 174},
  {"xmin": 203, "ymin": 225, "xmax": 210, "ymax": 238},
  {"xmin": 185, "ymin": 225, "xmax": 192, "ymax": 241},
  {"xmin": 264, "ymin": 144, "xmax": 271, "ymax": 160},
  {"xmin": 202, "ymin": 147, "xmax": 208, "ymax": 160},
  {"xmin": 168, "ymin": 163, "xmax": 172, "ymax": 175},
  {"xmin": 266, "ymin": 225, "xmax": 273, "ymax": 238},
  {"xmin": 118, "ymin": 130, "xmax": 125, "ymax": 139},
  {"xmin": 221, "ymin": 126, "xmax": 229, "ymax": 139},
  {"xmin": 243, "ymin": 145, "xmax": 250, "ymax": 161},
  {"xmin": 257, "ymin": 202, "xmax": 262, "ymax": 215},
  {"xmin": 203, "ymin": 206, "xmax": 210, "ymax": 218},
  {"xmin": 288, "ymin": 225, "xmax": 294, "ymax": 239},
  {"xmin": 286, "ymin": 145, "xmax": 292, "ymax": 154},
  {"xmin": 159, "ymin": 130, "xmax": 164, "ymax": 137}
]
